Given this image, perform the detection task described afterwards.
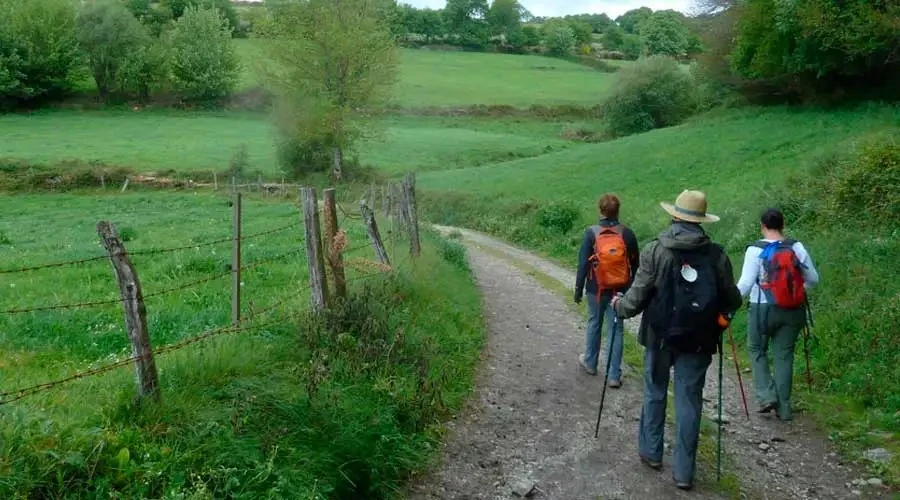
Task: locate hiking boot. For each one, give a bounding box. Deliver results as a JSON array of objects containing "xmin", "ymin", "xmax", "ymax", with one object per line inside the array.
[
  {"xmin": 640, "ymin": 456, "xmax": 662, "ymax": 471},
  {"xmin": 579, "ymin": 356, "xmax": 597, "ymax": 376},
  {"xmin": 607, "ymin": 379, "xmax": 622, "ymax": 389},
  {"xmin": 757, "ymin": 402, "xmax": 777, "ymax": 414},
  {"xmin": 673, "ymin": 478, "xmax": 693, "ymax": 491}
]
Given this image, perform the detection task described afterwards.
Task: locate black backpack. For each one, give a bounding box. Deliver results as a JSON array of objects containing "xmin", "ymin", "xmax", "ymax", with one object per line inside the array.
[{"xmin": 647, "ymin": 244, "xmax": 725, "ymax": 354}]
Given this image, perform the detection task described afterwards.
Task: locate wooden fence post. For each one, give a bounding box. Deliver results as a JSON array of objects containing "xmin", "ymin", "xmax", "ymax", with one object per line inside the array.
[
  {"xmin": 97, "ymin": 221, "xmax": 160, "ymax": 402},
  {"xmin": 301, "ymin": 187, "xmax": 329, "ymax": 310},
  {"xmin": 322, "ymin": 188, "xmax": 347, "ymax": 300},
  {"xmin": 405, "ymin": 173, "xmax": 421, "ymax": 257},
  {"xmin": 361, "ymin": 199, "xmax": 391, "ymax": 266},
  {"xmin": 232, "ymin": 192, "xmax": 242, "ymax": 326},
  {"xmin": 120, "ymin": 178, "xmax": 129, "ymax": 193}
]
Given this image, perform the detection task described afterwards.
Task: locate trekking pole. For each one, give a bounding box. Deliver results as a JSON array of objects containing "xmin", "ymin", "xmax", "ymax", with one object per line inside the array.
[
  {"xmin": 803, "ymin": 297, "xmax": 814, "ymax": 391},
  {"xmin": 802, "ymin": 324, "xmax": 813, "ymax": 391},
  {"xmin": 717, "ymin": 339, "xmax": 724, "ymax": 483},
  {"xmin": 726, "ymin": 324, "xmax": 750, "ymax": 419},
  {"xmin": 594, "ymin": 315, "xmax": 617, "ymax": 439}
]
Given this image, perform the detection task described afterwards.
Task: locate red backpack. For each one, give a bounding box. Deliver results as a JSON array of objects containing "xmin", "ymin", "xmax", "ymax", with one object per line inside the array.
[
  {"xmin": 589, "ymin": 225, "xmax": 631, "ymax": 294},
  {"xmin": 755, "ymin": 239, "xmax": 806, "ymax": 309}
]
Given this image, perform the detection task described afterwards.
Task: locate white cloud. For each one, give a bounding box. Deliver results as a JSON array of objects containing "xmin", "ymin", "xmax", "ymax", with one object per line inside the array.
[{"xmin": 401, "ymin": 0, "xmax": 695, "ymax": 18}]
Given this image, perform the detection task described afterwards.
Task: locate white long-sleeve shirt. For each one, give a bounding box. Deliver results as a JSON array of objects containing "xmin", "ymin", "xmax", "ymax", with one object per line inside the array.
[{"xmin": 736, "ymin": 239, "xmax": 820, "ymax": 304}]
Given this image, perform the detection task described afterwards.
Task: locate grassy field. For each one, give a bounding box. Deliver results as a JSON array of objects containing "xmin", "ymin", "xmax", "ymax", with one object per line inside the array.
[
  {"xmin": 418, "ymin": 103, "xmax": 900, "ymax": 483},
  {"xmin": 0, "ymin": 191, "xmax": 484, "ymax": 497},
  {"xmin": 236, "ymin": 40, "xmax": 616, "ymax": 108},
  {"xmin": 0, "ymin": 111, "xmax": 594, "ymax": 177}
]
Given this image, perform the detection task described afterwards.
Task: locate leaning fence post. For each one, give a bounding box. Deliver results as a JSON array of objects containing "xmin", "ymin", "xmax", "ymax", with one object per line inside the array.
[
  {"xmin": 232, "ymin": 192, "xmax": 242, "ymax": 326},
  {"xmin": 97, "ymin": 221, "xmax": 160, "ymax": 402},
  {"xmin": 360, "ymin": 199, "xmax": 391, "ymax": 266},
  {"xmin": 323, "ymin": 188, "xmax": 347, "ymax": 300},
  {"xmin": 301, "ymin": 187, "xmax": 329, "ymax": 310},
  {"xmin": 405, "ymin": 173, "xmax": 421, "ymax": 257}
]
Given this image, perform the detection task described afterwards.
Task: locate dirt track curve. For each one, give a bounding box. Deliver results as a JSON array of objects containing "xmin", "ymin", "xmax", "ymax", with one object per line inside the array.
[{"xmin": 408, "ymin": 226, "xmax": 891, "ymax": 500}]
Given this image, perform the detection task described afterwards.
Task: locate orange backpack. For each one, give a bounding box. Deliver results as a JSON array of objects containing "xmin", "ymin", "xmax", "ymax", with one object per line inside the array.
[{"xmin": 590, "ymin": 225, "xmax": 630, "ymax": 293}]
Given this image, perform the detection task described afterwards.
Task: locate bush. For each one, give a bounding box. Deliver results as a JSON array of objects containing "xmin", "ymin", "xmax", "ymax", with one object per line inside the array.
[
  {"xmin": 544, "ymin": 25, "xmax": 576, "ymax": 57},
  {"xmin": 168, "ymin": 5, "xmax": 239, "ymax": 104},
  {"xmin": 536, "ymin": 201, "xmax": 580, "ymax": 234},
  {"xmin": 601, "ymin": 55, "xmax": 697, "ymax": 137},
  {"xmin": 118, "ymin": 41, "xmax": 170, "ymax": 100},
  {"xmin": 0, "ymin": 0, "xmax": 79, "ymax": 109},
  {"xmin": 77, "ymin": 0, "xmax": 151, "ymax": 99},
  {"xmin": 438, "ymin": 237, "xmax": 469, "ymax": 271}
]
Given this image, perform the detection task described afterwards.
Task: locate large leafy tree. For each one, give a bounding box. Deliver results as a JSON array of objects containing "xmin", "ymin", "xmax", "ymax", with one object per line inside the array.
[
  {"xmin": 77, "ymin": 0, "xmax": 150, "ymax": 98},
  {"xmin": 638, "ymin": 10, "xmax": 690, "ymax": 56},
  {"xmin": 262, "ymin": 0, "xmax": 398, "ymax": 181},
  {"xmin": 444, "ymin": 0, "xmax": 489, "ymax": 48},
  {"xmin": 616, "ymin": 7, "xmax": 653, "ymax": 34}
]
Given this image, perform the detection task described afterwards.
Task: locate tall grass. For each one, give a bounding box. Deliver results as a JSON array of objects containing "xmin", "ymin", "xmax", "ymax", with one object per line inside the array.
[{"xmin": 0, "ymin": 195, "xmax": 484, "ymax": 497}]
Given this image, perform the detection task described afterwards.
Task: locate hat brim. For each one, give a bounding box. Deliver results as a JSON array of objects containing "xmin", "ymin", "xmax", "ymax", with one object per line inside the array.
[{"xmin": 660, "ymin": 202, "xmax": 720, "ymax": 224}]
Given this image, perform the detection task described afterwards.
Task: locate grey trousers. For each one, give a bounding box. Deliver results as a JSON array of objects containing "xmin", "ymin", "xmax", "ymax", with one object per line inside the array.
[
  {"xmin": 748, "ymin": 303, "xmax": 806, "ymax": 420},
  {"xmin": 639, "ymin": 344, "xmax": 712, "ymax": 484}
]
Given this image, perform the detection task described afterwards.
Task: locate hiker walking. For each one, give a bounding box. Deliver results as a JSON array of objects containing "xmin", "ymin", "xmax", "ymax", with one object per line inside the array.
[
  {"xmin": 574, "ymin": 193, "xmax": 639, "ymax": 387},
  {"xmin": 737, "ymin": 208, "xmax": 819, "ymax": 421},
  {"xmin": 612, "ymin": 190, "xmax": 741, "ymax": 490}
]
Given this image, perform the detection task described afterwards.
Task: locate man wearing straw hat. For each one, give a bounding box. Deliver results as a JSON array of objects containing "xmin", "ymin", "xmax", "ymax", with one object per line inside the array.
[{"xmin": 613, "ymin": 190, "xmax": 742, "ymax": 490}]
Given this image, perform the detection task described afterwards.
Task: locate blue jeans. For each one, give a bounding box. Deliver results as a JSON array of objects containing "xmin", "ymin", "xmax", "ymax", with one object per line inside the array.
[
  {"xmin": 639, "ymin": 345, "xmax": 712, "ymax": 484},
  {"xmin": 583, "ymin": 292, "xmax": 624, "ymax": 380}
]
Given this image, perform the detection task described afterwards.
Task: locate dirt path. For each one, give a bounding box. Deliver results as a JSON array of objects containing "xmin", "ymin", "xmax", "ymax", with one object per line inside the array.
[{"xmin": 410, "ymin": 226, "xmax": 891, "ymax": 500}]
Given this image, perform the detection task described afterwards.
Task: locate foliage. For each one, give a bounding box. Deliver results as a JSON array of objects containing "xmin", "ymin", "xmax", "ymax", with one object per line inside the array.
[
  {"xmin": 620, "ymin": 34, "xmax": 644, "ymax": 60},
  {"xmin": 616, "ymin": 7, "xmax": 653, "ymax": 34},
  {"xmin": 601, "ymin": 56, "xmax": 697, "ymax": 137},
  {"xmin": 729, "ymin": 0, "xmax": 900, "ymax": 100},
  {"xmin": 124, "ymin": 0, "xmax": 174, "ymax": 37},
  {"xmin": 118, "ymin": 41, "xmax": 170, "ymax": 100},
  {"xmin": 0, "ymin": 0, "xmax": 79, "ymax": 109},
  {"xmin": 542, "ymin": 21, "xmax": 577, "ymax": 57},
  {"xmin": 638, "ymin": 10, "xmax": 690, "ymax": 57},
  {"xmin": 564, "ymin": 13, "xmax": 613, "ymax": 33},
  {"xmin": 536, "ymin": 201, "xmax": 580, "ymax": 233},
  {"xmin": 437, "ymin": 236, "xmax": 470, "ymax": 271},
  {"xmin": 602, "ymin": 24, "xmax": 625, "ymax": 50},
  {"xmin": 444, "ymin": 0, "xmax": 490, "ymax": 49},
  {"xmin": 262, "ymin": 0, "xmax": 397, "ymax": 180},
  {"xmin": 161, "ymin": 0, "xmax": 238, "ymax": 33},
  {"xmin": 168, "ymin": 5, "xmax": 239, "ymax": 104},
  {"xmin": 77, "ymin": 0, "xmax": 151, "ymax": 99}
]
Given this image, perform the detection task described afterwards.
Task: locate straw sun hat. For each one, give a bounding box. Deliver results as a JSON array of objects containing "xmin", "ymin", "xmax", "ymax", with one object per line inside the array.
[{"xmin": 660, "ymin": 190, "xmax": 720, "ymax": 224}]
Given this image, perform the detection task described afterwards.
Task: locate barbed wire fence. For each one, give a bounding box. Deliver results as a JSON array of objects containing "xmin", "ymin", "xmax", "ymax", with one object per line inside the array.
[{"xmin": 0, "ymin": 177, "xmax": 421, "ymax": 407}]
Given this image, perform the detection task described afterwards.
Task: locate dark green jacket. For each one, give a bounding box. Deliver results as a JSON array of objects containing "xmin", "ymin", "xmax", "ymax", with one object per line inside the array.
[{"xmin": 612, "ymin": 222, "xmax": 742, "ymax": 351}]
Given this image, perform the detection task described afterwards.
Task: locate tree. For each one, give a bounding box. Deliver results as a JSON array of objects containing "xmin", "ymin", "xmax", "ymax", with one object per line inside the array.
[
  {"xmin": 603, "ymin": 24, "xmax": 625, "ymax": 50},
  {"xmin": 621, "ymin": 34, "xmax": 644, "ymax": 60},
  {"xmin": 0, "ymin": 0, "xmax": 79, "ymax": 108},
  {"xmin": 262, "ymin": 0, "xmax": 398, "ymax": 181},
  {"xmin": 617, "ymin": 7, "xmax": 653, "ymax": 34},
  {"xmin": 638, "ymin": 10, "xmax": 689, "ymax": 56},
  {"xmin": 77, "ymin": 0, "xmax": 150, "ymax": 99},
  {"xmin": 419, "ymin": 9, "xmax": 446, "ymax": 44},
  {"xmin": 161, "ymin": 0, "xmax": 238, "ymax": 33},
  {"xmin": 602, "ymin": 55, "xmax": 697, "ymax": 137},
  {"xmin": 169, "ymin": 5, "xmax": 239, "ymax": 103},
  {"xmin": 119, "ymin": 41, "xmax": 169, "ymax": 100},
  {"xmin": 487, "ymin": 0, "xmax": 522, "ymax": 36},
  {"xmin": 568, "ymin": 19, "xmax": 593, "ymax": 46},
  {"xmin": 726, "ymin": 0, "xmax": 900, "ymax": 101},
  {"xmin": 542, "ymin": 20, "xmax": 576, "ymax": 57},
  {"xmin": 444, "ymin": 0, "xmax": 489, "ymax": 48}
]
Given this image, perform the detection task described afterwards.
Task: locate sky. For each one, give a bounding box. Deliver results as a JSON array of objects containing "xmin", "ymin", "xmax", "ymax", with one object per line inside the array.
[{"xmin": 403, "ymin": 1, "xmax": 695, "ymax": 18}]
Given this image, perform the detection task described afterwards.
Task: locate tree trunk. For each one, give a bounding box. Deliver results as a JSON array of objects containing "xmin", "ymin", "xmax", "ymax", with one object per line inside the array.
[{"xmin": 332, "ymin": 146, "xmax": 343, "ymax": 182}]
